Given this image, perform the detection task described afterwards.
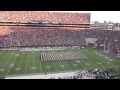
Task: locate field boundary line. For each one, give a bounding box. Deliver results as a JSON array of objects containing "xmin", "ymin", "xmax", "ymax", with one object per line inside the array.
[
  {"xmin": 33, "ymin": 52, "xmax": 35, "ymax": 74},
  {"xmin": 65, "ymin": 61, "xmax": 73, "ymax": 71},
  {"xmin": 1, "ymin": 51, "xmax": 13, "ymax": 70},
  {"xmin": 24, "ymin": 53, "xmax": 29, "ymax": 74},
  {"xmin": 81, "ymin": 49, "xmax": 101, "ymax": 69},
  {"xmin": 0, "ymin": 52, "xmax": 9, "ymax": 64},
  {"xmin": 15, "ymin": 52, "xmax": 24, "ymax": 75},
  {"xmin": 39, "ymin": 54, "xmax": 42, "ymax": 73},
  {"xmin": 6, "ymin": 51, "xmax": 19, "ymax": 77},
  {"xmin": 52, "ymin": 62, "xmax": 58, "ymax": 72}
]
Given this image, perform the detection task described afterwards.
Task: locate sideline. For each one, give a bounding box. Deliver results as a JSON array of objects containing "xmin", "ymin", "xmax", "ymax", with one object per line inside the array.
[{"xmin": 5, "ymin": 71, "xmax": 77, "ymax": 79}]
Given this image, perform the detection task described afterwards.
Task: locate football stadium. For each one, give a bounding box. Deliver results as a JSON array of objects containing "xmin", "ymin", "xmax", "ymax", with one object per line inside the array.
[{"xmin": 0, "ymin": 11, "xmax": 120, "ymax": 79}]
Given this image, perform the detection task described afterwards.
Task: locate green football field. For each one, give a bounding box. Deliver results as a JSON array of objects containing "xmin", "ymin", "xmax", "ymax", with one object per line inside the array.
[{"xmin": 0, "ymin": 47, "xmax": 120, "ymax": 79}]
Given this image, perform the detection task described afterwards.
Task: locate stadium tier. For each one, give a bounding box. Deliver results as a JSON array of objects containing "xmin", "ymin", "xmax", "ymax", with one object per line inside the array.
[
  {"xmin": 0, "ymin": 11, "xmax": 90, "ymax": 24},
  {"xmin": 0, "ymin": 11, "xmax": 119, "ymax": 58},
  {"xmin": 0, "ymin": 26, "xmax": 120, "ymax": 57},
  {"xmin": 1, "ymin": 11, "xmax": 120, "ymax": 79},
  {"xmin": 0, "ymin": 27, "xmax": 86, "ymax": 46}
]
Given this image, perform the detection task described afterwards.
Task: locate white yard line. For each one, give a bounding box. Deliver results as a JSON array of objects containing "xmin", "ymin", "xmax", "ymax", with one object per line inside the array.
[
  {"xmin": 86, "ymin": 57, "xmax": 98, "ymax": 69},
  {"xmin": 97, "ymin": 53, "xmax": 116, "ymax": 67},
  {"xmin": 45, "ymin": 53, "xmax": 53, "ymax": 72},
  {"xmin": 65, "ymin": 61, "xmax": 73, "ymax": 71},
  {"xmin": 82, "ymin": 50, "xmax": 98, "ymax": 68},
  {"xmin": 72, "ymin": 61, "xmax": 80, "ymax": 70},
  {"xmin": 1, "ymin": 51, "xmax": 13, "ymax": 70},
  {"xmin": 5, "ymin": 52, "xmax": 19, "ymax": 77},
  {"xmin": 74, "ymin": 63, "xmax": 80, "ymax": 70},
  {"xmin": 99, "ymin": 58, "xmax": 114, "ymax": 68},
  {"xmin": 0, "ymin": 52, "xmax": 9, "ymax": 64},
  {"xmin": 39, "ymin": 54, "xmax": 42, "ymax": 73},
  {"xmin": 52, "ymin": 62, "xmax": 58, "ymax": 72},
  {"xmin": 57, "ymin": 54, "xmax": 65, "ymax": 71},
  {"xmin": 0, "ymin": 51, "xmax": 14, "ymax": 78},
  {"xmin": 15, "ymin": 52, "xmax": 24, "ymax": 75},
  {"xmin": 78, "ymin": 62, "xmax": 86, "ymax": 70},
  {"xmin": 58, "ymin": 61, "xmax": 65, "ymax": 71},
  {"xmin": 86, "ymin": 49, "xmax": 112, "ymax": 69},
  {"xmin": 0, "ymin": 52, "xmax": 3, "ymax": 57},
  {"xmin": 24, "ymin": 53, "xmax": 29, "ymax": 74},
  {"xmin": 52, "ymin": 52, "xmax": 61, "ymax": 71},
  {"xmin": 74, "ymin": 51, "xmax": 88, "ymax": 69},
  {"xmin": 91, "ymin": 51, "xmax": 111, "ymax": 68},
  {"xmin": 33, "ymin": 53, "xmax": 35, "ymax": 74},
  {"xmin": 93, "ymin": 57, "xmax": 108, "ymax": 68},
  {"xmin": 74, "ymin": 59, "xmax": 86, "ymax": 70},
  {"xmin": 46, "ymin": 63, "xmax": 50, "ymax": 72}
]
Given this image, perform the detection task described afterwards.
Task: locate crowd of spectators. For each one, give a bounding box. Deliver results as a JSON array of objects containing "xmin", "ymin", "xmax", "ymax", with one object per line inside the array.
[
  {"xmin": 49, "ymin": 69, "xmax": 119, "ymax": 79},
  {"xmin": 0, "ymin": 27, "xmax": 86, "ymax": 47},
  {"xmin": 84, "ymin": 29, "xmax": 120, "ymax": 56},
  {"xmin": 0, "ymin": 11, "xmax": 90, "ymax": 24},
  {"xmin": 0, "ymin": 26, "xmax": 120, "ymax": 57}
]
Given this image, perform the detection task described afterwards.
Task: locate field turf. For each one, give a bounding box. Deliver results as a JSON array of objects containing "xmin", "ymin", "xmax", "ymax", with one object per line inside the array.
[{"xmin": 0, "ymin": 47, "xmax": 120, "ymax": 79}]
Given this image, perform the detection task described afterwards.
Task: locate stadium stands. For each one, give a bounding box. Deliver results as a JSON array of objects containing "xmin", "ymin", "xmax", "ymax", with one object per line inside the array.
[
  {"xmin": 0, "ymin": 11, "xmax": 119, "ymax": 58},
  {"xmin": 49, "ymin": 69, "xmax": 119, "ymax": 79},
  {"xmin": 0, "ymin": 11, "xmax": 90, "ymax": 24},
  {"xmin": 0, "ymin": 27, "xmax": 86, "ymax": 47},
  {"xmin": 84, "ymin": 29, "xmax": 120, "ymax": 57},
  {"xmin": 1, "ymin": 11, "xmax": 120, "ymax": 79},
  {"xmin": 0, "ymin": 26, "xmax": 120, "ymax": 57}
]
